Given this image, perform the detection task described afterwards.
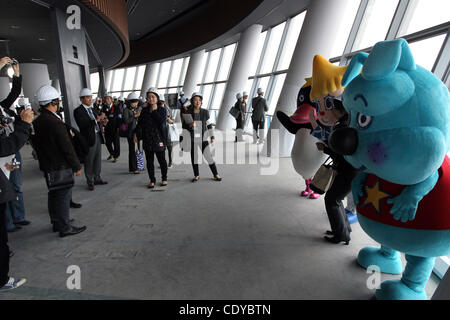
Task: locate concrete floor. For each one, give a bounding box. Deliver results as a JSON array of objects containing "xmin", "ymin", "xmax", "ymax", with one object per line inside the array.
[{"xmin": 1, "ymin": 135, "xmax": 440, "ymax": 300}]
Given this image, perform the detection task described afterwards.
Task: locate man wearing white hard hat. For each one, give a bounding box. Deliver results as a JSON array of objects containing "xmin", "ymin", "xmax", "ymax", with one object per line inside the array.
[
  {"xmin": 251, "ymin": 88, "xmax": 268, "ymax": 144},
  {"xmin": 234, "ymin": 92, "xmax": 245, "ymax": 142},
  {"xmin": 102, "ymin": 92, "xmax": 121, "ymax": 163},
  {"xmin": 74, "ymin": 88, "xmax": 108, "ymax": 191},
  {"xmin": 31, "ymin": 85, "xmax": 86, "ymax": 239}
]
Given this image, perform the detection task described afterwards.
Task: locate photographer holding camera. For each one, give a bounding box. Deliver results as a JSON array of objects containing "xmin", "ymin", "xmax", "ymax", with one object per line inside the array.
[
  {"xmin": 0, "ymin": 58, "xmax": 32, "ymax": 233},
  {"xmin": 0, "ymin": 57, "xmax": 34, "ymax": 291}
]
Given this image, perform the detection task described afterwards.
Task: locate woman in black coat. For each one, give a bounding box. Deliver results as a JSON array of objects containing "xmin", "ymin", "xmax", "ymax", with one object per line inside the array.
[
  {"xmin": 182, "ymin": 93, "xmax": 221, "ymax": 183},
  {"xmin": 134, "ymin": 88, "xmax": 168, "ymax": 189}
]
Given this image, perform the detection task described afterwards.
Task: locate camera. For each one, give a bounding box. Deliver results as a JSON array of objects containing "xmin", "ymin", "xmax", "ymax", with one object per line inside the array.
[
  {"xmin": 6, "ymin": 58, "xmax": 18, "ymax": 66},
  {"xmin": 0, "ymin": 114, "xmax": 14, "ymax": 126},
  {"xmin": 11, "ymin": 157, "xmax": 20, "ymax": 168}
]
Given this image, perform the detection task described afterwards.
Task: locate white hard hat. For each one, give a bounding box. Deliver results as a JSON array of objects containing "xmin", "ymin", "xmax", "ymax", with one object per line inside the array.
[
  {"xmin": 243, "ymin": 91, "xmax": 248, "ymax": 97},
  {"xmin": 159, "ymin": 95, "xmax": 166, "ymax": 102},
  {"xmin": 236, "ymin": 92, "xmax": 243, "ymax": 100},
  {"xmin": 105, "ymin": 92, "xmax": 113, "ymax": 98},
  {"xmin": 118, "ymin": 96, "xmax": 124, "ymax": 101},
  {"xmin": 257, "ymin": 88, "xmax": 264, "ymax": 94},
  {"xmin": 35, "ymin": 85, "xmax": 61, "ymax": 106},
  {"xmin": 146, "ymin": 87, "xmax": 159, "ymax": 99},
  {"xmin": 179, "ymin": 91, "xmax": 184, "ymax": 96},
  {"xmin": 79, "ymin": 88, "xmax": 93, "ymax": 98},
  {"xmin": 127, "ymin": 92, "xmax": 140, "ymax": 101},
  {"xmin": 191, "ymin": 92, "xmax": 203, "ymax": 100}
]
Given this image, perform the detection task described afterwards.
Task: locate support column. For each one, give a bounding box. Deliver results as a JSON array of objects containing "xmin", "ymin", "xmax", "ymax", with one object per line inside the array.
[
  {"xmin": 265, "ymin": 0, "xmax": 352, "ymax": 157},
  {"xmin": 105, "ymin": 70, "xmax": 113, "ymax": 93},
  {"xmin": 140, "ymin": 63, "xmax": 159, "ymax": 98},
  {"xmin": 183, "ymin": 49, "xmax": 206, "ymax": 98},
  {"xmin": 0, "ymin": 77, "xmax": 10, "ymax": 101},
  {"xmin": 98, "ymin": 67, "xmax": 107, "ymax": 98},
  {"xmin": 20, "ymin": 63, "xmax": 51, "ymax": 108},
  {"xmin": 216, "ymin": 24, "xmax": 263, "ymax": 131}
]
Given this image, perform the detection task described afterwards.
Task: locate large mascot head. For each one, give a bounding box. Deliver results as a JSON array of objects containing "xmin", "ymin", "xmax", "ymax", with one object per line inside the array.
[{"xmin": 329, "ymin": 38, "xmax": 450, "ymax": 185}]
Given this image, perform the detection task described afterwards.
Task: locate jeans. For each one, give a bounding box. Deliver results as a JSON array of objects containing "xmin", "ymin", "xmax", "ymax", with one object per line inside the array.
[
  {"xmin": 0, "ymin": 203, "xmax": 9, "ymax": 287},
  {"xmin": 5, "ymin": 152, "xmax": 26, "ymax": 230},
  {"xmin": 48, "ymin": 186, "xmax": 73, "ymax": 233}
]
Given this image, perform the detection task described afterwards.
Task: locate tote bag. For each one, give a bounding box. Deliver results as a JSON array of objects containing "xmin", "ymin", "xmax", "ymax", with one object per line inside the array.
[{"xmin": 310, "ymin": 157, "xmax": 336, "ymax": 195}]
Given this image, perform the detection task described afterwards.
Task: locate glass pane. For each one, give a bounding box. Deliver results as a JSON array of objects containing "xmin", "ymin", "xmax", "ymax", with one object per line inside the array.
[
  {"xmin": 249, "ymin": 31, "xmax": 267, "ymax": 76},
  {"xmin": 135, "ymin": 66, "xmax": 146, "ymax": 91},
  {"xmin": 329, "ymin": 0, "xmax": 361, "ymax": 58},
  {"xmin": 278, "ymin": 12, "xmax": 306, "ymax": 71},
  {"xmin": 169, "ymin": 58, "xmax": 184, "ymax": 87},
  {"xmin": 90, "ymin": 72, "xmax": 99, "ymax": 93},
  {"xmin": 158, "ymin": 61, "xmax": 171, "ymax": 88},
  {"xmin": 257, "ymin": 76, "xmax": 270, "ymax": 99},
  {"xmin": 408, "ymin": 35, "xmax": 446, "ymax": 71},
  {"xmin": 211, "ymin": 83, "xmax": 226, "ymax": 110},
  {"xmin": 180, "ymin": 57, "xmax": 190, "ymax": 86},
  {"xmin": 205, "ymin": 48, "xmax": 221, "ymax": 83},
  {"xmin": 123, "ymin": 67, "xmax": 136, "ymax": 91},
  {"xmin": 112, "ymin": 68, "xmax": 124, "ymax": 92},
  {"xmin": 261, "ymin": 22, "xmax": 286, "ymax": 74},
  {"xmin": 217, "ymin": 43, "xmax": 236, "ymax": 81},
  {"xmin": 268, "ymin": 74, "xmax": 286, "ymax": 115},
  {"xmin": 399, "ymin": 0, "xmax": 450, "ymax": 36},
  {"xmin": 167, "ymin": 87, "xmax": 178, "ymax": 94},
  {"xmin": 201, "ymin": 84, "xmax": 213, "ymax": 109},
  {"xmin": 353, "ymin": 0, "xmax": 399, "ymax": 51}
]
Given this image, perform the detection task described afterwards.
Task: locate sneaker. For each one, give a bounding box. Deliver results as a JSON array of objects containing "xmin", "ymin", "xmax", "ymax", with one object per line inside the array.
[
  {"xmin": 113, "ymin": 158, "xmax": 118, "ymax": 163},
  {"xmin": 107, "ymin": 155, "xmax": 113, "ymax": 161},
  {"xmin": 0, "ymin": 277, "xmax": 26, "ymax": 291}
]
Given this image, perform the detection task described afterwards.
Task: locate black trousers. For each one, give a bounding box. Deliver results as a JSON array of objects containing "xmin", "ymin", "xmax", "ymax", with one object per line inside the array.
[
  {"xmin": 105, "ymin": 129, "xmax": 120, "ymax": 158},
  {"xmin": 48, "ymin": 186, "xmax": 73, "ymax": 233},
  {"xmin": 167, "ymin": 143, "xmax": 173, "ymax": 165},
  {"xmin": 235, "ymin": 117, "xmax": 244, "ymax": 141},
  {"xmin": 252, "ymin": 119, "xmax": 265, "ymax": 141},
  {"xmin": 127, "ymin": 136, "xmax": 138, "ymax": 172},
  {"xmin": 191, "ymin": 141, "xmax": 218, "ymax": 177},
  {"xmin": 0, "ymin": 203, "xmax": 9, "ymax": 287},
  {"xmin": 324, "ymin": 165, "xmax": 358, "ymax": 240},
  {"xmin": 144, "ymin": 148, "xmax": 168, "ymax": 183}
]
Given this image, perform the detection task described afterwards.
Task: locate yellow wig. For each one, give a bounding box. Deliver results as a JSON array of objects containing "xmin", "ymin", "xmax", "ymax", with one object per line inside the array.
[{"xmin": 310, "ymin": 55, "xmax": 347, "ymax": 101}]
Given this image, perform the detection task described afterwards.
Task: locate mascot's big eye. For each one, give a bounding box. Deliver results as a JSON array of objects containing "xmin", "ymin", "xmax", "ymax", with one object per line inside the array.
[
  {"xmin": 357, "ymin": 113, "xmax": 372, "ymax": 129},
  {"xmin": 299, "ymin": 95, "xmax": 305, "ymax": 103},
  {"xmin": 325, "ymin": 96, "xmax": 334, "ymax": 110}
]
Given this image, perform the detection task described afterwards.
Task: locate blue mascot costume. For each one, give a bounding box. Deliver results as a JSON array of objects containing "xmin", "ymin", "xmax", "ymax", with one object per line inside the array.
[{"xmin": 329, "ymin": 38, "xmax": 450, "ymax": 300}]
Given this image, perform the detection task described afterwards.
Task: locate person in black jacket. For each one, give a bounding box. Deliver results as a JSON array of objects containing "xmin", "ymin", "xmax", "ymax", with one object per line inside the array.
[
  {"xmin": 0, "ymin": 57, "xmax": 34, "ymax": 291},
  {"xmin": 134, "ymin": 88, "xmax": 168, "ymax": 189},
  {"xmin": 251, "ymin": 88, "xmax": 268, "ymax": 144},
  {"xmin": 234, "ymin": 93, "xmax": 245, "ymax": 143},
  {"xmin": 102, "ymin": 93, "xmax": 121, "ymax": 163},
  {"xmin": 182, "ymin": 93, "xmax": 222, "ymax": 183},
  {"xmin": 31, "ymin": 85, "xmax": 86, "ymax": 238},
  {"xmin": 73, "ymin": 88, "xmax": 108, "ymax": 191}
]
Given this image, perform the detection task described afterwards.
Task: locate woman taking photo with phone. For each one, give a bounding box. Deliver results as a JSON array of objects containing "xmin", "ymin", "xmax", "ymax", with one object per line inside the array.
[{"xmin": 122, "ymin": 92, "xmax": 142, "ymax": 174}]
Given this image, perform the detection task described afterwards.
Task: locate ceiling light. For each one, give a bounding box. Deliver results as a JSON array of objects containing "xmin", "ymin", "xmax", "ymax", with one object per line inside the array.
[
  {"xmin": 10, "ymin": 25, "xmax": 20, "ymax": 29},
  {"xmin": 32, "ymin": 58, "xmax": 44, "ymax": 62},
  {"xmin": 38, "ymin": 38, "xmax": 46, "ymax": 41}
]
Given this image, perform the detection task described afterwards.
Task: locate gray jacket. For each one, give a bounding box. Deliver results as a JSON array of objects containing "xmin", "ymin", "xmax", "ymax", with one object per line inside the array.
[
  {"xmin": 123, "ymin": 106, "xmax": 142, "ymax": 133},
  {"xmin": 251, "ymin": 96, "xmax": 268, "ymax": 122}
]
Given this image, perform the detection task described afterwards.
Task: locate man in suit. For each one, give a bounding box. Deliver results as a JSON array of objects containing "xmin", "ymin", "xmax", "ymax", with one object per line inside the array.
[
  {"xmin": 31, "ymin": 85, "xmax": 86, "ymax": 238},
  {"xmin": 251, "ymin": 88, "xmax": 268, "ymax": 144},
  {"xmin": 102, "ymin": 92, "xmax": 121, "ymax": 163},
  {"xmin": 73, "ymin": 88, "xmax": 108, "ymax": 191}
]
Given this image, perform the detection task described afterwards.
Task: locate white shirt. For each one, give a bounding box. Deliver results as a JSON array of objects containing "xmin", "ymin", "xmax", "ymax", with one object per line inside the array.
[{"xmin": 82, "ymin": 104, "xmax": 99, "ymax": 133}]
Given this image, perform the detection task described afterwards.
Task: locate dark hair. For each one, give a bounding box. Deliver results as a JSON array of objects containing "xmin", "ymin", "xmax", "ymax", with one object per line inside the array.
[{"xmin": 333, "ymin": 99, "xmax": 347, "ymax": 115}]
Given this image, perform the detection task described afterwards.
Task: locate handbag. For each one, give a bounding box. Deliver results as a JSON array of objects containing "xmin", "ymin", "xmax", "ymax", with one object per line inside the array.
[
  {"xmin": 136, "ymin": 142, "xmax": 144, "ymax": 171},
  {"xmin": 119, "ymin": 123, "xmax": 129, "ymax": 138},
  {"xmin": 168, "ymin": 123, "xmax": 179, "ymax": 142},
  {"xmin": 310, "ymin": 157, "xmax": 336, "ymax": 195},
  {"xmin": 45, "ymin": 168, "xmax": 75, "ymax": 191},
  {"xmin": 229, "ymin": 106, "xmax": 240, "ymax": 119}
]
